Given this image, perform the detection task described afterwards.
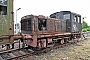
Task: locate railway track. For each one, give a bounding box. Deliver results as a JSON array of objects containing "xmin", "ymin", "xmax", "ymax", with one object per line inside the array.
[
  {"xmin": 0, "ymin": 38, "xmax": 87, "ymax": 60},
  {"xmin": 0, "ymin": 48, "xmax": 34, "ymax": 60}
]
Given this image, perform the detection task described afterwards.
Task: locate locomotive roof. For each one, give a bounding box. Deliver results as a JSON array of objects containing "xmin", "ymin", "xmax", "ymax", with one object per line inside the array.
[
  {"xmin": 50, "ymin": 11, "xmax": 81, "ymax": 16},
  {"xmin": 21, "ymin": 14, "xmax": 65, "ymax": 21}
]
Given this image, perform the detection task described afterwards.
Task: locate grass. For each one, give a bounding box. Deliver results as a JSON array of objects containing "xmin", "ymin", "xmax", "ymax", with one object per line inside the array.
[{"xmin": 41, "ymin": 39, "xmax": 90, "ymax": 60}]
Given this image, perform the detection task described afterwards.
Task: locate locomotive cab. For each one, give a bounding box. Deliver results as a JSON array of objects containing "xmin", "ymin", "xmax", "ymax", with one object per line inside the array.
[
  {"xmin": 21, "ymin": 15, "xmax": 48, "ymax": 34},
  {"xmin": 50, "ymin": 11, "xmax": 82, "ymax": 33}
]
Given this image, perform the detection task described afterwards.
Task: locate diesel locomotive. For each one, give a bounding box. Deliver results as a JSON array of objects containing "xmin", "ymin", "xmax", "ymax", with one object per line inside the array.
[{"xmin": 20, "ymin": 12, "xmax": 82, "ymax": 50}]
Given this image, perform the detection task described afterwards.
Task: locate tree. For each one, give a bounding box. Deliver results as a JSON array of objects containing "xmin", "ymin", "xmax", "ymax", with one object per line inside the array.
[
  {"xmin": 82, "ymin": 21, "xmax": 88, "ymax": 29},
  {"xmin": 82, "ymin": 21, "xmax": 90, "ymax": 32}
]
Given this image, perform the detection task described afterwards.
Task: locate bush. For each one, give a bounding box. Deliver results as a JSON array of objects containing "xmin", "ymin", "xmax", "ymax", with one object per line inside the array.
[
  {"xmin": 82, "ymin": 29, "xmax": 87, "ymax": 32},
  {"xmin": 87, "ymin": 27, "xmax": 90, "ymax": 31},
  {"xmin": 82, "ymin": 26, "xmax": 90, "ymax": 32}
]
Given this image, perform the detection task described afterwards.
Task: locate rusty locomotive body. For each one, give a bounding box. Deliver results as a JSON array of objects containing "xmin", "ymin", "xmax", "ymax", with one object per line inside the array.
[{"xmin": 20, "ymin": 13, "xmax": 81, "ymax": 50}]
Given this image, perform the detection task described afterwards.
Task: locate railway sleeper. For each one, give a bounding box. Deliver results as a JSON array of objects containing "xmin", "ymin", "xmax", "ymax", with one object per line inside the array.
[{"xmin": 0, "ymin": 50, "xmax": 33, "ymax": 60}]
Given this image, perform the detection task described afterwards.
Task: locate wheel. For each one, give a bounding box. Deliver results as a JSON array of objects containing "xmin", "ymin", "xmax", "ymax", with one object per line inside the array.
[{"xmin": 60, "ymin": 39, "xmax": 64, "ymax": 44}]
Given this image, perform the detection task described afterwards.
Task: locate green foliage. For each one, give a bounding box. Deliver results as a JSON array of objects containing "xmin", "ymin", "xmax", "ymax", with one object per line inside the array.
[
  {"xmin": 82, "ymin": 27, "xmax": 90, "ymax": 32},
  {"xmin": 87, "ymin": 27, "xmax": 90, "ymax": 31},
  {"xmin": 82, "ymin": 21, "xmax": 90, "ymax": 32},
  {"xmin": 82, "ymin": 21, "xmax": 88, "ymax": 29},
  {"xmin": 82, "ymin": 29, "xmax": 87, "ymax": 32}
]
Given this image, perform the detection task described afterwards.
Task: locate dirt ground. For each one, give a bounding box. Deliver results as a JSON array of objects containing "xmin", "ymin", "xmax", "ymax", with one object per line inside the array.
[{"xmin": 34, "ymin": 37, "xmax": 90, "ymax": 60}]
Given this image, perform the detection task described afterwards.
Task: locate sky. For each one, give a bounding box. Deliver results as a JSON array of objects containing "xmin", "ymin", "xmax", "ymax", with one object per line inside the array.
[{"xmin": 14, "ymin": 0, "xmax": 90, "ymax": 25}]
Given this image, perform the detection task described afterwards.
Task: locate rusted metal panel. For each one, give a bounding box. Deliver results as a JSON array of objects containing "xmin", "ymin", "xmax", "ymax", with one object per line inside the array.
[
  {"xmin": 71, "ymin": 22, "xmax": 79, "ymax": 32},
  {"xmin": 25, "ymin": 34, "xmax": 37, "ymax": 47},
  {"xmin": 34, "ymin": 16, "xmax": 38, "ymax": 32},
  {"xmin": 47, "ymin": 19, "xmax": 55, "ymax": 32},
  {"xmin": 50, "ymin": 11, "xmax": 82, "ymax": 33},
  {"xmin": 21, "ymin": 15, "xmax": 33, "ymax": 34},
  {"xmin": 55, "ymin": 20, "xmax": 62, "ymax": 32},
  {"xmin": 37, "ymin": 39, "xmax": 46, "ymax": 48},
  {"xmin": 38, "ymin": 15, "xmax": 45, "ymax": 18},
  {"xmin": 78, "ymin": 23, "xmax": 82, "ymax": 32},
  {"xmin": 48, "ymin": 38, "xmax": 52, "ymax": 43},
  {"xmin": 0, "ymin": 35, "xmax": 14, "ymax": 46},
  {"xmin": 62, "ymin": 20, "xmax": 66, "ymax": 32},
  {"xmin": 21, "ymin": 15, "xmax": 67, "ymax": 35}
]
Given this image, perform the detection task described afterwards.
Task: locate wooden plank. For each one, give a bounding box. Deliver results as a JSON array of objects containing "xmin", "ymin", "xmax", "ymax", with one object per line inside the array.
[
  {"xmin": 8, "ymin": 53, "xmax": 16, "ymax": 58},
  {"xmin": 18, "ymin": 51, "xmax": 26, "ymax": 55}
]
